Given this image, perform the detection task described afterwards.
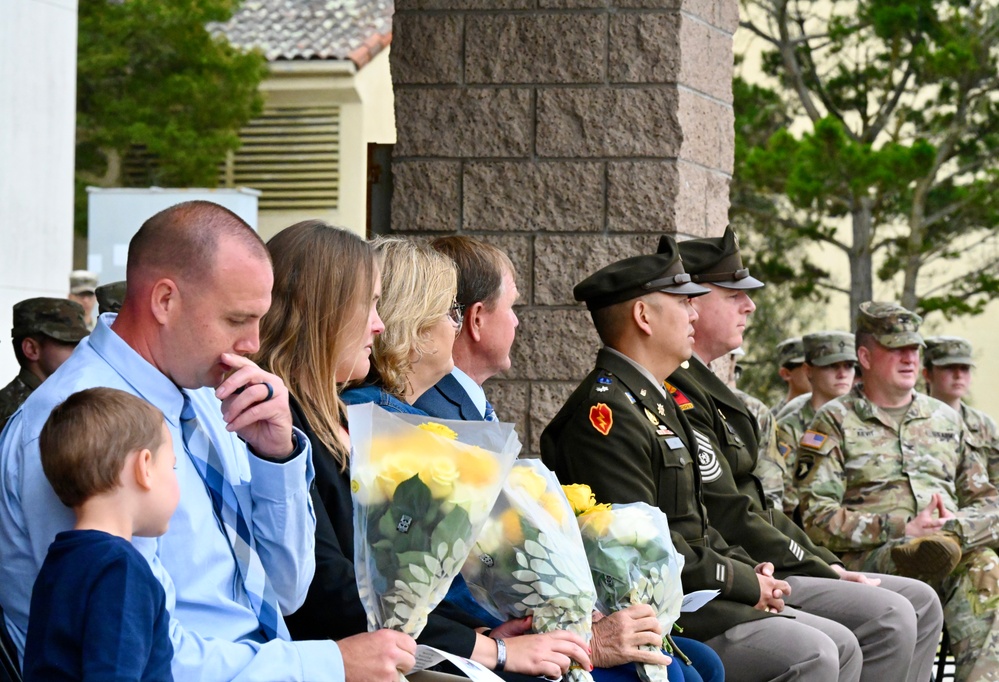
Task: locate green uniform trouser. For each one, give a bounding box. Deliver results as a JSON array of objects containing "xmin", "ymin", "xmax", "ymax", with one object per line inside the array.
[{"xmin": 858, "ymin": 542, "xmax": 999, "ymax": 682}]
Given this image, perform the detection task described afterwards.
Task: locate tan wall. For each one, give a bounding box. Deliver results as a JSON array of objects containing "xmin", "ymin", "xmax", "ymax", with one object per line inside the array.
[{"xmin": 256, "ymin": 49, "xmax": 396, "ymax": 241}]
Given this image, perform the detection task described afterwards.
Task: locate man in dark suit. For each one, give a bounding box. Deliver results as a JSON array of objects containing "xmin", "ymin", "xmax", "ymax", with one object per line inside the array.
[
  {"xmin": 665, "ymin": 227, "xmax": 943, "ymax": 682},
  {"xmin": 415, "ymin": 237, "xmax": 519, "ymax": 422},
  {"xmin": 540, "ymin": 237, "xmax": 867, "ymax": 681}
]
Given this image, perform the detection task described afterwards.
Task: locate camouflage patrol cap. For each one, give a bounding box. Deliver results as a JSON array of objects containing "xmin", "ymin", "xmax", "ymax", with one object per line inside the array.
[
  {"xmin": 95, "ymin": 281, "xmax": 127, "ymax": 315},
  {"xmin": 803, "ymin": 331, "xmax": 857, "ymax": 366},
  {"xmin": 776, "ymin": 337, "xmax": 804, "ymax": 368},
  {"xmin": 69, "ymin": 270, "xmax": 98, "ymax": 295},
  {"xmin": 923, "ymin": 336, "xmax": 975, "ymax": 368},
  {"xmin": 856, "ymin": 301, "xmax": 924, "ymax": 349},
  {"xmin": 574, "ymin": 236, "xmax": 710, "ymax": 311},
  {"xmin": 11, "ymin": 298, "xmax": 89, "ymax": 343},
  {"xmin": 669, "ymin": 227, "xmax": 764, "ymax": 290}
]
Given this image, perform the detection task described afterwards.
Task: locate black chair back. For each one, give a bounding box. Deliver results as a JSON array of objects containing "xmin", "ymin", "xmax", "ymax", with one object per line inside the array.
[{"xmin": 0, "ymin": 604, "xmax": 22, "ymax": 682}]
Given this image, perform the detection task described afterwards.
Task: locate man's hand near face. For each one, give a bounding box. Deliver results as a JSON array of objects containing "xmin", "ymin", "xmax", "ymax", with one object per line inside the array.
[{"xmin": 215, "ymin": 352, "xmax": 296, "ymax": 459}]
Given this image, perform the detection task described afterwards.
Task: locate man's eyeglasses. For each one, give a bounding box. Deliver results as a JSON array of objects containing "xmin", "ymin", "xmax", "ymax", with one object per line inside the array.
[{"xmin": 447, "ymin": 301, "xmax": 466, "ymax": 330}]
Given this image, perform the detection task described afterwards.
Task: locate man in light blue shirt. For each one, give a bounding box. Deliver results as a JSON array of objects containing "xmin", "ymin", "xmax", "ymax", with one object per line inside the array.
[{"xmin": 0, "ymin": 201, "xmax": 417, "ymax": 681}]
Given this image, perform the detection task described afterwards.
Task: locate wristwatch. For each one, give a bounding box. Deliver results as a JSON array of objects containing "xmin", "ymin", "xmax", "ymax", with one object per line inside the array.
[{"xmin": 495, "ymin": 638, "xmax": 507, "ymax": 671}]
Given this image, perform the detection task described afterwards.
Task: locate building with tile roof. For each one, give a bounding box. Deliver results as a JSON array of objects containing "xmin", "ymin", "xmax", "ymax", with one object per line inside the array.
[{"xmin": 211, "ymin": 0, "xmax": 396, "ymax": 238}]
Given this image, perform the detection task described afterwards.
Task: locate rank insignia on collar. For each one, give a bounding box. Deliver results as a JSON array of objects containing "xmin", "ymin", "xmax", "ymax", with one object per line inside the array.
[
  {"xmin": 657, "ymin": 403, "xmax": 666, "ymax": 416},
  {"xmin": 645, "ymin": 408, "xmax": 660, "ymax": 426},
  {"xmin": 589, "ymin": 403, "xmax": 613, "ymax": 435},
  {"xmin": 640, "ymin": 389, "xmax": 647, "ymax": 397},
  {"xmin": 596, "ymin": 386, "xmax": 609, "ymax": 392},
  {"xmin": 665, "ymin": 381, "xmax": 694, "ymax": 411}
]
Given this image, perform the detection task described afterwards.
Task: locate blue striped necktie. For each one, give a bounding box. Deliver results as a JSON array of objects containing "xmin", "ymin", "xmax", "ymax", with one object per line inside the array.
[
  {"xmin": 179, "ymin": 393, "xmax": 286, "ymax": 641},
  {"xmin": 484, "ymin": 399, "xmax": 498, "ymax": 422}
]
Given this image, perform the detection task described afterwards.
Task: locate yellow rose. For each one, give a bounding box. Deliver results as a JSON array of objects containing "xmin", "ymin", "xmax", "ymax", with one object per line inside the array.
[
  {"xmin": 562, "ymin": 484, "xmax": 596, "ymax": 515},
  {"xmin": 418, "ymin": 422, "xmax": 459, "ymax": 440},
  {"xmin": 500, "ymin": 508, "xmax": 525, "ymax": 545},
  {"xmin": 419, "ymin": 455, "xmax": 460, "ymax": 499},
  {"xmin": 579, "ymin": 507, "xmax": 614, "ymax": 536},
  {"xmin": 456, "ymin": 446, "xmax": 500, "ymax": 486},
  {"xmin": 375, "ymin": 452, "xmax": 422, "ymax": 499},
  {"xmin": 539, "ymin": 491, "xmax": 567, "ymax": 525},
  {"xmin": 508, "ymin": 465, "xmax": 549, "ymax": 500}
]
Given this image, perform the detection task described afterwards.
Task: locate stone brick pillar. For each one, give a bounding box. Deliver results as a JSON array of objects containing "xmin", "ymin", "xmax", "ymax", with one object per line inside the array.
[{"xmin": 389, "ymin": 0, "xmax": 737, "ymax": 454}]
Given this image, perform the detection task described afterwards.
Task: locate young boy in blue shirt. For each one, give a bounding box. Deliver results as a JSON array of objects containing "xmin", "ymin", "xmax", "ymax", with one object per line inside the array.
[{"xmin": 23, "ymin": 387, "xmax": 179, "ymax": 681}]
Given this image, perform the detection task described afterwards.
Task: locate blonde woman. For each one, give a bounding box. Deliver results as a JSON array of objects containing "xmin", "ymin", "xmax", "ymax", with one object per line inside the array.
[{"xmin": 256, "ymin": 224, "xmax": 590, "ymax": 681}]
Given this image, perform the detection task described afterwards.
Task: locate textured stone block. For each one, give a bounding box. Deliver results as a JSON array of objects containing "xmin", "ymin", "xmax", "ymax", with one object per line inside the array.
[
  {"xmin": 528, "ymin": 382, "xmax": 578, "ymax": 455},
  {"xmin": 612, "ymin": 0, "xmax": 681, "ymax": 8},
  {"xmin": 507, "ymin": 309, "xmax": 600, "ymax": 381},
  {"xmin": 536, "ymin": 88, "xmax": 681, "ymax": 158},
  {"xmin": 676, "ymin": 88, "xmax": 733, "ymax": 168},
  {"xmin": 482, "ymin": 380, "xmax": 529, "ymax": 448},
  {"xmin": 607, "ymin": 161, "xmax": 680, "ymax": 233},
  {"xmin": 679, "ymin": 0, "xmax": 719, "ymax": 24},
  {"xmin": 464, "ymin": 162, "xmax": 604, "ymax": 233},
  {"xmin": 472, "ymin": 234, "xmax": 534, "ymax": 306},
  {"xmin": 466, "ymin": 14, "xmax": 606, "ymax": 84},
  {"xmin": 705, "ymin": 169, "xmax": 732, "ymax": 233},
  {"xmin": 673, "ymin": 160, "xmax": 708, "ymax": 237},
  {"xmin": 534, "ymin": 234, "xmax": 661, "ymax": 306},
  {"xmin": 391, "ymin": 160, "xmax": 460, "ymax": 232},
  {"xmin": 678, "ymin": 17, "xmax": 733, "ymax": 100},
  {"xmin": 608, "ymin": 13, "xmax": 681, "ymax": 83},
  {"xmin": 394, "ymin": 88, "xmax": 532, "ymax": 158},
  {"xmin": 540, "ymin": 0, "xmax": 608, "ymax": 7},
  {"xmin": 391, "ymin": 14, "xmax": 462, "ymax": 85},
  {"xmin": 717, "ymin": 0, "xmax": 740, "ymax": 33}
]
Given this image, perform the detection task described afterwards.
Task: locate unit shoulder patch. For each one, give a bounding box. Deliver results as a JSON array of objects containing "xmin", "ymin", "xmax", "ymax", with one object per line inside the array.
[
  {"xmin": 665, "ymin": 381, "xmax": 694, "ymax": 411},
  {"xmin": 589, "ymin": 403, "xmax": 614, "ymax": 436}
]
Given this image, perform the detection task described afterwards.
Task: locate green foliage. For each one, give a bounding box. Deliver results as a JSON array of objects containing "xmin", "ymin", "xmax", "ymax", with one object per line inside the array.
[
  {"xmin": 76, "ymin": 0, "xmax": 266, "ymax": 234},
  {"xmin": 734, "ymin": 0, "xmax": 999, "ymax": 339}
]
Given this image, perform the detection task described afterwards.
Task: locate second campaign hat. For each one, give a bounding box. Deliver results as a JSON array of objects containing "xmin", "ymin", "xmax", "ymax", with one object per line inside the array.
[
  {"xmin": 923, "ymin": 336, "xmax": 975, "ymax": 368},
  {"xmin": 856, "ymin": 302, "xmax": 924, "ymax": 349},
  {"xmin": 803, "ymin": 331, "xmax": 857, "ymax": 366},
  {"xmin": 11, "ymin": 298, "xmax": 89, "ymax": 343},
  {"xmin": 668, "ymin": 227, "xmax": 765, "ymax": 290},
  {"xmin": 574, "ymin": 235, "xmax": 710, "ymax": 311}
]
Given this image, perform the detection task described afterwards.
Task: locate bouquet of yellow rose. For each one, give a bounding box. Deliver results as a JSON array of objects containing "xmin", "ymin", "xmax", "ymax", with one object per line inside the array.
[
  {"xmin": 347, "ymin": 403, "xmax": 519, "ymax": 641},
  {"xmin": 568, "ymin": 487, "xmax": 685, "ymax": 682},
  {"xmin": 462, "ymin": 460, "xmax": 597, "ymax": 682}
]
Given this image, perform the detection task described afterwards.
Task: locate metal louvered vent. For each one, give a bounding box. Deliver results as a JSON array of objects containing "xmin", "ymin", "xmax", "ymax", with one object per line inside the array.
[{"xmin": 221, "ymin": 105, "xmax": 340, "ymax": 210}]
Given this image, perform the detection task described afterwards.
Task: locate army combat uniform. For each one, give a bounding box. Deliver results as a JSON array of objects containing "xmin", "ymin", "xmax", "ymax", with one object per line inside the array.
[
  {"xmin": 670, "ymin": 232, "xmax": 944, "ymax": 682},
  {"xmin": 775, "ymin": 392, "xmax": 814, "ymax": 516},
  {"xmin": 798, "ymin": 386, "xmax": 999, "ymax": 682},
  {"xmin": 0, "ymin": 369, "xmax": 40, "ymax": 432},
  {"xmin": 962, "ymin": 403, "xmax": 999, "ymax": 485},
  {"xmin": 733, "ymin": 387, "xmax": 787, "ymax": 511}
]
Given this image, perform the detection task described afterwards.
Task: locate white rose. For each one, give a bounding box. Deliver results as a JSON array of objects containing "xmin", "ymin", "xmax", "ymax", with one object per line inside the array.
[{"xmin": 606, "ymin": 507, "xmax": 657, "ymax": 546}]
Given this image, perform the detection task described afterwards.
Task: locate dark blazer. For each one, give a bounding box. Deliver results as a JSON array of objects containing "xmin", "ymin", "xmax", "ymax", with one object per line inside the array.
[
  {"xmin": 541, "ymin": 348, "xmax": 775, "ymax": 641},
  {"xmin": 414, "ymin": 373, "xmax": 484, "ymax": 421},
  {"xmin": 668, "ymin": 357, "xmax": 841, "ymax": 579},
  {"xmin": 283, "ymin": 398, "xmax": 480, "ymax": 654}
]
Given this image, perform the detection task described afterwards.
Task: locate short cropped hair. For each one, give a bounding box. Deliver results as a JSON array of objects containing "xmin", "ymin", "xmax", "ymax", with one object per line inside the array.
[
  {"xmin": 430, "ymin": 236, "xmax": 514, "ymax": 309},
  {"xmin": 40, "ymin": 388, "xmax": 166, "ymax": 508},
  {"xmin": 370, "ymin": 237, "xmax": 457, "ymax": 398}
]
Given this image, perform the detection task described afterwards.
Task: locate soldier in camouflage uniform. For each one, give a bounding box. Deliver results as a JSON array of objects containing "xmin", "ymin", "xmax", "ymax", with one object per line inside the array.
[
  {"xmin": 667, "ymin": 231, "xmax": 943, "ymax": 682},
  {"xmin": 68, "ymin": 269, "xmax": 98, "ymax": 331},
  {"xmin": 95, "ymin": 281, "xmax": 126, "ymax": 316},
  {"xmin": 736, "ymin": 386, "xmax": 788, "ymax": 510},
  {"xmin": 776, "ymin": 331, "xmax": 856, "ymax": 518},
  {"xmin": 0, "ymin": 298, "xmax": 89, "ymax": 430},
  {"xmin": 771, "ymin": 337, "xmax": 809, "ymax": 415},
  {"xmin": 798, "ymin": 302, "xmax": 999, "ymax": 682},
  {"xmin": 922, "ymin": 336, "xmax": 999, "ymax": 484}
]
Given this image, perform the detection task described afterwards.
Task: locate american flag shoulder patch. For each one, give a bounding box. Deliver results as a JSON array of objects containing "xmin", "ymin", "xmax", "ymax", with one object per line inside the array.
[{"xmin": 800, "ymin": 430, "xmax": 828, "ymax": 450}]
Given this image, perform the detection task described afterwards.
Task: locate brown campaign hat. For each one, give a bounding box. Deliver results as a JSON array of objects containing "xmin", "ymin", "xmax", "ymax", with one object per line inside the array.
[
  {"xmin": 12, "ymin": 298, "xmax": 89, "ymax": 343},
  {"xmin": 575, "ymin": 235, "xmax": 710, "ymax": 311},
  {"xmin": 670, "ymin": 227, "xmax": 764, "ymax": 290}
]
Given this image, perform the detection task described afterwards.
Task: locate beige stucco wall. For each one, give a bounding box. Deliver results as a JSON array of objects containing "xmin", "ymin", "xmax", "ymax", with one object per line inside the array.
[
  {"xmin": 735, "ymin": 19, "xmax": 999, "ymax": 416},
  {"xmin": 0, "ymin": 0, "xmax": 78, "ymax": 384},
  {"xmin": 255, "ymin": 48, "xmax": 396, "ymax": 241}
]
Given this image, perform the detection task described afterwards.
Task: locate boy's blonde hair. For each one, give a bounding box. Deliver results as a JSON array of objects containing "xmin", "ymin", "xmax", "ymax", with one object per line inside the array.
[{"xmin": 40, "ymin": 387, "xmax": 166, "ymax": 508}]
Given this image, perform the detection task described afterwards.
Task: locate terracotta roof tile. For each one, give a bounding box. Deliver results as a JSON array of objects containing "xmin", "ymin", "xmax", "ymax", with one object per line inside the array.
[{"xmin": 212, "ymin": 0, "xmax": 392, "ymax": 67}]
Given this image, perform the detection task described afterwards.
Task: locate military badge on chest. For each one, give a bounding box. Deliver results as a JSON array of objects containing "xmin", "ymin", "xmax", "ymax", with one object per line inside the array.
[{"xmin": 692, "ymin": 429, "xmax": 722, "ymax": 482}]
